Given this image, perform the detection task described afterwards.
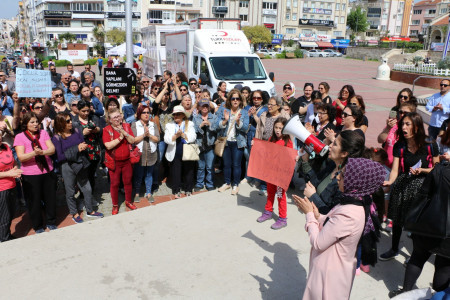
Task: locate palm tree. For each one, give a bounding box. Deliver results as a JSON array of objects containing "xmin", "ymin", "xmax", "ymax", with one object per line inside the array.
[{"xmin": 92, "ymin": 26, "xmax": 105, "ymax": 57}]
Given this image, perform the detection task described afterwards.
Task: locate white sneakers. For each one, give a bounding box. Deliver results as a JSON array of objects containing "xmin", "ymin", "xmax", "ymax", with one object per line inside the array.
[{"xmin": 218, "ymin": 184, "xmax": 239, "ymax": 195}]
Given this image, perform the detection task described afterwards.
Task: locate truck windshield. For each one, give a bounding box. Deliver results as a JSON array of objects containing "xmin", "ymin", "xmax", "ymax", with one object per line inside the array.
[{"xmin": 209, "ymin": 57, "xmax": 267, "ymax": 81}]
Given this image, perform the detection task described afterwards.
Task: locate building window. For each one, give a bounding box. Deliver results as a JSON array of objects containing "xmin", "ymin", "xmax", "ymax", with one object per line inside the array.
[
  {"xmin": 320, "ymin": 3, "xmax": 324, "ymax": 8},
  {"xmin": 293, "ymin": 0, "xmax": 298, "ymax": 8},
  {"xmin": 382, "ymin": 13, "xmax": 388, "ymax": 19},
  {"xmin": 239, "ymin": 1, "xmax": 249, "ymax": 8},
  {"xmin": 302, "ymin": 29, "xmax": 313, "ymax": 34},
  {"xmin": 340, "ymin": 16, "xmax": 345, "ymax": 24},
  {"xmin": 411, "ymin": 20, "xmax": 420, "ymax": 25},
  {"xmin": 413, "ymin": 9, "xmax": 422, "ymax": 14},
  {"xmin": 263, "ymin": 15, "xmax": 276, "ymax": 23},
  {"xmin": 214, "ymin": 0, "xmax": 226, "ymax": 6},
  {"xmin": 441, "ymin": 8, "xmax": 447, "ymax": 14},
  {"xmin": 286, "ymin": 28, "xmax": 296, "ymax": 34},
  {"xmin": 342, "ymin": 4, "xmax": 346, "ymax": 10},
  {"xmin": 109, "ymin": 19, "xmax": 122, "ymax": 28},
  {"xmin": 333, "ymin": 31, "xmax": 342, "ymax": 37},
  {"xmin": 410, "ymin": 30, "xmax": 419, "ymax": 36},
  {"xmin": 336, "ymin": 3, "xmax": 340, "ymax": 11},
  {"xmin": 292, "ymin": 13, "xmax": 297, "ymax": 21},
  {"xmin": 162, "ymin": 11, "xmax": 173, "ymax": 20},
  {"xmin": 396, "ymin": 26, "xmax": 401, "ymax": 32},
  {"xmin": 46, "ymin": 20, "xmax": 70, "ymax": 27},
  {"xmin": 334, "ymin": 16, "xmax": 339, "ymax": 24},
  {"xmin": 287, "ymin": 0, "xmax": 291, "ymax": 8},
  {"xmin": 240, "ymin": 14, "xmax": 248, "ymax": 21},
  {"xmin": 428, "ymin": 9, "xmax": 436, "ymax": 14},
  {"xmin": 327, "ymin": 3, "xmax": 332, "ymax": 9},
  {"xmin": 286, "ymin": 12, "xmax": 290, "ymax": 20},
  {"xmin": 149, "ymin": 10, "xmax": 163, "ymax": 23},
  {"xmin": 262, "ymin": 2, "xmax": 277, "ymax": 9},
  {"xmin": 366, "ymin": 32, "xmax": 374, "ymax": 37},
  {"xmin": 318, "ymin": 30, "xmax": 327, "ymax": 35},
  {"xmin": 319, "ymin": 15, "xmax": 323, "ymax": 19},
  {"xmin": 381, "ymin": 25, "xmax": 387, "ymax": 31},
  {"xmin": 311, "ymin": 2, "xmax": 315, "ymax": 8},
  {"xmin": 304, "ymin": 2, "xmax": 308, "ymax": 8}
]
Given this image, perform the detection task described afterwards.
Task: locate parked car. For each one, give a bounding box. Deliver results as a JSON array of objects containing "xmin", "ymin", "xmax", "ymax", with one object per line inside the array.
[
  {"xmin": 257, "ymin": 49, "xmax": 278, "ymax": 57},
  {"xmin": 323, "ymin": 49, "xmax": 343, "ymax": 57},
  {"xmin": 307, "ymin": 49, "xmax": 330, "ymax": 57}
]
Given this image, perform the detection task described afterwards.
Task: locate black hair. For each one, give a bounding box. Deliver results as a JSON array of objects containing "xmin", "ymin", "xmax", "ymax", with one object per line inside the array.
[
  {"xmin": 304, "ymin": 82, "xmax": 314, "ymax": 90},
  {"xmin": 311, "ymin": 90, "xmax": 321, "ymax": 101},
  {"xmin": 339, "ymin": 130, "xmax": 365, "ymax": 166},
  {"xmin": 338, "ymin": 85, "xmax": 355, "ymax": 101},
  {"xmin": 317, "ymin": 103, "xmax": 336, "ymax": 123},
  {"xmin": 344, "ymin": 105, "xmax": 364, "ymax": 127},
  {"xmin": 77, "ymin": 99, "xmax": 91, "ymax": 111}
]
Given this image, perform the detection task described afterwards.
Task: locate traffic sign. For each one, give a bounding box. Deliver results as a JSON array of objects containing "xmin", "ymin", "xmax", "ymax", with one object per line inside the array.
[{"xmin": 104, "ymin": 68, "xmax": 136, "ymax": 96}]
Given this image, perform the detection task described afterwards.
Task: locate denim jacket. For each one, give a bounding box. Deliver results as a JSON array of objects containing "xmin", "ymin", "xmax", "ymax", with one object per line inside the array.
[
  {"xmin": 193, "ymin": 112, "xmax": 218, "ymax": 147},
  {"xmin": 215, "ymin": 107, "xmax": 249, "ymax": 149}
]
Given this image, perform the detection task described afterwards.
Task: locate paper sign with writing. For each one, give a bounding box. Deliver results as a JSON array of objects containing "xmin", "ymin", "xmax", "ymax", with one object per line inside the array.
[
  {"xmin": 16, "ymin": 68, "xmax": 52, "ymax": 98},
  {"xmin": 247, "ymin": 139, "xmax": 298, "ymax": 191}
]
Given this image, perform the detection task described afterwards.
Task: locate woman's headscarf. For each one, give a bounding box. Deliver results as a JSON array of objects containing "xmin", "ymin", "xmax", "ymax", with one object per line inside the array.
[
  {"xmin": 343, "ymin": 158, "xmax": 385, "ymax": 198},
  {"xmin": 284, "ymin": 82, "xmax": 296, "ymax": 98}
]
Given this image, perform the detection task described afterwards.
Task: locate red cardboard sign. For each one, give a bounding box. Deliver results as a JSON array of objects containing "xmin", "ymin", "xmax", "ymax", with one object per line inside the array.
[{"xmin": 247, "ymin": 139, "xmax": 298, "ymax": 191}]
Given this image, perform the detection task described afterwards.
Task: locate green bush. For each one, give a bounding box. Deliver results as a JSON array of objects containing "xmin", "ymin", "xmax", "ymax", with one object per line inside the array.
[
  {"xmin": 437, "ymin": 57, "xmax": 450, "ymax": 69},
  {"xmin": 276, "ymin": 50, "xmax": 287, "ymax": 59},
  {"xmin": 42, "ymin": 60, "xmax": 48, "ymax": 68},
  {"xmin": 55, "ymin": 59, "xmax": 71, "ymax": 67},
  {"xmin": 84, "ymin": 59, "xmax": 97, "ymax": 65},
  {"xmin": 263, "ymin": 55, "xmax": 272, "ymax": 59},
  {"xmin": 294, "ymin": 49, "xmax": 304, "ymax": 58}
]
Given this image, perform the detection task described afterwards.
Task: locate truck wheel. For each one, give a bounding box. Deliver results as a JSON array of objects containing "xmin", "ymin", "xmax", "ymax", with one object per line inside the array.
[{"xmin": 319, "ymin": 54, "xmax": 323, "ymax": 57}]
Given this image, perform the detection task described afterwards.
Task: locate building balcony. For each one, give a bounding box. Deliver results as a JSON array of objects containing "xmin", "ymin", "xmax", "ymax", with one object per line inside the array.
[
  {"xmin": 370, "ymin": 25, "xmax": 379, "ymax": 30},
  {"xmin": 263, "ymin": 9, "xmax": 277, "ymax": 16},
  {"xmin": 424, "ymin": 13, "xmax": 435, "ymax": 18}
]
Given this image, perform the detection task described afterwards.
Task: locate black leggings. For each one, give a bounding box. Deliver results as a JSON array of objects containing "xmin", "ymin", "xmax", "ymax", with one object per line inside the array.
[
  {"xmin": 392, "ymin": 224, "xmax": 402, "ymax": 252},
  {"xmin": 403, "ymin": 236, "xmax": 450, "ymax": 292}
]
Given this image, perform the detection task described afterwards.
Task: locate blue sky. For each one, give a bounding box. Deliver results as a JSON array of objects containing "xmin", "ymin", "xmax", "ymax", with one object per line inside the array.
[{"xmin": 0, "ymin": 0, "xmax": 19, "ymax": 19}]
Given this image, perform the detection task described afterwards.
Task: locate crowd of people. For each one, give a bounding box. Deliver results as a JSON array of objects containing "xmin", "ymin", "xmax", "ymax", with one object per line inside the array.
[{"xmin": 0, "ymin": 61, "xmax": 449, "ymax": 298}]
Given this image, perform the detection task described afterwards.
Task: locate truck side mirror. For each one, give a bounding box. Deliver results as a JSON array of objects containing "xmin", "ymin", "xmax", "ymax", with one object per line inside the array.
[
  {"xmin": 199, "ymin": 73, "xmax": 211, "ymax": 87},
  {"xmin": 269, "ymin": 72, "xmax": 275, "ymax": 82}
]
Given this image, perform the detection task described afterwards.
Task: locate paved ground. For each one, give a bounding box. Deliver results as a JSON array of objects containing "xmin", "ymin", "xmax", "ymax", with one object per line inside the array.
[{"xmin": 3, "ymin": 57, "xmax": 441, "ymax": 298}]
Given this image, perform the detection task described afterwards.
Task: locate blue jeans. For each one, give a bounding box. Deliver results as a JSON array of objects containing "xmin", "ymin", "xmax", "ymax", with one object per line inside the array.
[
  {"xmin": 244, "ymin": 130, "xmax": 255, "ymax": 180},
  {"xmin": 133, "ymin": 164, "xmax": 155, "ymax": 194},
  {"xmin": 196, "ymin": 149, "xmax": 215, "ymax": 189},
  {"xmin": 223, "ymin": 141, "xmax": 244, "ymax": 186}
]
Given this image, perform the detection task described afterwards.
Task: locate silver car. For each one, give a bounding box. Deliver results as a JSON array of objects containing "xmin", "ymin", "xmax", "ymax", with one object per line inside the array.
[
  {"xmin": 307, "ymin": 49, "xmax": 330, "ymax": 57},
  {"xmin": 323, "ymin": 49, "xmax": 343, "ymax": 57}
]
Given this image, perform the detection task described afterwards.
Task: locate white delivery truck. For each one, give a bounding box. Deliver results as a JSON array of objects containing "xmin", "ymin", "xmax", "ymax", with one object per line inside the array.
[
  {"xmin": 141, "ymin": 24, "xmax": 189, "ymax": 79},
  {"xmin": 165, "ymin": 29, "xmax": 276, "ymax": 96},
  {"xmin": 190, "ymin": 18, "xmax": 241, "ymax": 30}
]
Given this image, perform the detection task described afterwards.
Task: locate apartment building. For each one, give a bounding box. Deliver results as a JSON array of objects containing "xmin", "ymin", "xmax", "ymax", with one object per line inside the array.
[
  {"xmin": 409, "ymin": 0, "xmax": 441, "ymax": 38},
  {"xmin": 104, "ymin": 0, "xmax": 142, "ymax": 43},
  {"xmin": 0, "ymin": 18, "xmax": 19, "ymax": 49},
  {"xmin": 142, "ymin": 0, "xmax": 201, "ymax": 26}
]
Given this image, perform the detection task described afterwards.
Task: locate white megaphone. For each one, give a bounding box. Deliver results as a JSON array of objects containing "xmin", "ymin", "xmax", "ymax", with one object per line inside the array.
[{"xmin": 282, "ymin": 114, "xmax": 329, "ymax": 157}]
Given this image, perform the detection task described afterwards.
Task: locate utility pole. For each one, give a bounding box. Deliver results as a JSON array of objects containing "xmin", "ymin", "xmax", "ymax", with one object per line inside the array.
[{"xmin": 125, "ymin": 0, "xmax": 133, "ymax": 68}]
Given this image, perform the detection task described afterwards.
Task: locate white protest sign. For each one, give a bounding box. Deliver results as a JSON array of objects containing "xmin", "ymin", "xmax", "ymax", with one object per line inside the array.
[{"xmin": 16, "ymin": 68, "xmax": 52, "ymax": 98}]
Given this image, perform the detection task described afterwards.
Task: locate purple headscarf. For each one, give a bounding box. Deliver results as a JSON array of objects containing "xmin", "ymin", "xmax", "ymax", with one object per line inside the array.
[{"xmin": 343, "ymin": 158, "xmax": 386, "ymax": 198}]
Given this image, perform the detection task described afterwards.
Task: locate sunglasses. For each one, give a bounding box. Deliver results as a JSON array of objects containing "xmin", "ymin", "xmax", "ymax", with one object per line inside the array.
[
  {"xmin": 173, "ymin": 113, "xmax": 184, "ymax": 116},
  {"xmin": 34, "ymin": 106, "xmax": 43, "ymax": 109},
  {"xmin": 252, "ymin": 96, "xmax": 262, "ymax": 100},
  {"xmin": 141, "ymin": 112, "xmax": 150, "ymax": 115},
  {"xmin": 180, "ymin": 89, "xmax": 188, "ymax": 92},
  {"xmin": 349, "ymin": 102, "xmax": 358, "ymax": 106},
  {"xmin": 142, "ymin": 81, "xmax": 149, "ymax": 83},
  {"xmin": 195, "ymin": 91, "xmax": 202, "ymax": 93},
  {"xmin": 85, "ymin": 68, "xmax": 90, "ymax": 70},
  {"xmin": 71, "ymin": 103, "xmax": 78, "ymax": 107},
  {"xmin": 153, "ymin": 87, "xmax": 159, "ymax": 90},
  {"xmin": 231, "ymin": 97, "xmax": 240, "ymax": 101},
  {"xmin": 398, "ymin": 110, "xmax": 407, "ymax": 115},
  {"xmin": 50, "ymin": 69, "xmax": 56, "ymax": 71},
  {"xmin": 342, "ymin": 112, "xmax": 352, "ymax": 118},
  {"xmin": 189, "ymin": 82, "xmax": 197, "ymax": 85},
  {"xmin": 54, "ymin": 94, "xmax": 63, "ymax": 98},
  {"xmin": 66, "ymin": 119, "xmax": 72, "ymax": 124},
  {"xmin": 400, "ymin": 95, "xmax": 409, "ymax": 100},
  {"xmin": 441, "ymin": 84, "xmax": 449, "ymax": 87},
  {"xmin": 283, "ymin": 86, "xmax": 292, "ymax": 90}
]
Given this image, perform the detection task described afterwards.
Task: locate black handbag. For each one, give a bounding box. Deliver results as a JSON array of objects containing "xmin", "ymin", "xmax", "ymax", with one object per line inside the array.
[{"xmin": 404, "ymin": 162, "xmax": 450, "ymax": 239}]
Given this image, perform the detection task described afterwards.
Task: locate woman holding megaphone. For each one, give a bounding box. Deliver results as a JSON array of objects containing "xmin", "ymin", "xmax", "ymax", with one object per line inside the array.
[{"xmin": 298, "ymin": 130, "xmax": 365, "ymax": 214}]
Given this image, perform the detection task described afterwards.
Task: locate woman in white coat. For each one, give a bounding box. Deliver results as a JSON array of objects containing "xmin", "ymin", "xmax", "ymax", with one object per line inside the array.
[{"xmin": 164, "ymin": 105, "xmax": 197, "ymax": 198}]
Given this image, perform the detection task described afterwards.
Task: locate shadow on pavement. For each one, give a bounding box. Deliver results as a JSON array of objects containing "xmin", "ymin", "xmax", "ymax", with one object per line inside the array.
[
  {"xmin": 236, "ymin": 190, "xmax": 266, "ymax": 213},
  {"xmin": 242, "ymin": 230, "xmax": 307, "ymax": 299}
]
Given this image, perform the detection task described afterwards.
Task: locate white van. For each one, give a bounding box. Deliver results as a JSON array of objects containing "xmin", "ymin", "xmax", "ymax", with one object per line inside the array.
[{"xmin": 165, "ymin": 29, "xmax": 276, "ymax": 96}]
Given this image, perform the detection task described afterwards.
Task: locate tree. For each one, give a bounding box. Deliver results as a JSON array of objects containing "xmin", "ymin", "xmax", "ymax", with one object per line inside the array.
[
  {"xmin": 347, "ymin": 6, "xmax": 369, "ymax": 37},
  {"xmin": 92, "ymin": 26, "xmax": 106, "ymax": 56},
  {"xmin": 46, "ymin": 39, "xmax": 60, "ymax": 60},
  {"xmin": 106, "ymin": 28, "xmax": 126, "ymax": 46},
  {"xmin": 59, "ymin": 32, "xmax": 76, "ymax": 43},
  {"xmin": 242, "ymin": 25, "xmax": 272, "ymax": 50}
]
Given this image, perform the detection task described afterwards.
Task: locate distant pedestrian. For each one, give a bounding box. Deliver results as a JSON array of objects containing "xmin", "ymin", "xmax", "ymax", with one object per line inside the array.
[
  {"xmin": 107, "ymin": 56, "xmax": 113, "ymax": 68},
  {"xmin": 426, "ymin": 79, "xmax": 450, "ymax": 140},
  {"xmin": 29, "ymin": 57, "xmax": 35, "ymax": 69},
  {"xmin": 23, "ymin": 55, "xmax": 30, "ymax": 69},
  {"xmin": 11, "ymin": 58, "xmax": 17, "ymax": 74},
  {"xmin": 113, "ymin": 56, "xmax": 120, "ymax": 68},
  {"xmin": 0, "ymin": 57, "xmax": 9, "ymax": 78},
  {"xmin": 97, "ymin": 56, "xmax": 103, "ymax": 76}
]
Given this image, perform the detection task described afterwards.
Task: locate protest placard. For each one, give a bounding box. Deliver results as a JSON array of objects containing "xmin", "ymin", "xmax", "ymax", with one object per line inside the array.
[
  {"xmin": 16, "ymin": 68, "xmax": 52, "ymax": 98},
  {"xmin": 247, "ymin": 139, "xmax": 298, "ymax": 191}
]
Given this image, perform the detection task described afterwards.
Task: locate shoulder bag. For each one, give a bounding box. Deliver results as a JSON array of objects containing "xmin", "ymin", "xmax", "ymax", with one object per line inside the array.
[
  {"xmin": 182, "ymin": 120, "xmax": 200, "ymax": 161},
  {"xmin": 214, "ymin": 109, "xmax": 240, "ymax": 157}
]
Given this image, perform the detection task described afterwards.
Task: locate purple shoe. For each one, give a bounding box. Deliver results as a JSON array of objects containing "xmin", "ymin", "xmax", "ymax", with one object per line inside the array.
[
  {"xmin": 271, "ymin": 218, "xmax": 287, "ymax": 230},
  {"xmin": 257, "ymin": 211, "xmax": 273, "ymax": 223}
]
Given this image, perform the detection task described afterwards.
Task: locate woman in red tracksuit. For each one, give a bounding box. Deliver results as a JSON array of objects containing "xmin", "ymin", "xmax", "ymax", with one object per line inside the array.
[{"xmin": 256, "ymin": 117, "xmax": 293, "ymax": 230}]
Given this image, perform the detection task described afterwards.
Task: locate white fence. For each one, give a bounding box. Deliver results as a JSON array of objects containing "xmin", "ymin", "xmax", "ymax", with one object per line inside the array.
[{"xmin": 393, "ymin": 63, "xmax": 450, "ymax": 76}]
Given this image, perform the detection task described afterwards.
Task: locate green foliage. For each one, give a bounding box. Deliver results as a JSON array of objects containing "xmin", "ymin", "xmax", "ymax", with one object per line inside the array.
[
  {"xmin": 347, "ymin": 6, "xmax": 369, "ymax": 33},
  {"xmin": 106, "ymin": 28, "xmax": 126, "ymax": 46},
  {"xmin": 287, "ymin": 40, "xmax": 295, "ymax": 47},
  {"xmin": 42, "ymin": 59, "xmax": 71, "ymax": 67},
  {"xmin": 396, "ymin": 41, "xmax": 423, "ymax": 51},
  {"xmin": 262, "ymin": 55, "xmax": 272, "ymax": 59},
  {"xmin": 84, "ymin": 59, "xmax": 97, "ymax": 65},
  {"xmin": 242, "ymin": 25, "xmax": 272, "ymax": 47},
  {"xmin": 276, "ymin": 50, "xmax": 287, "ymax": 59},
  {"xmin": 59, "ymin": 32, "xmax": 76, "ymax": 43},
  {"xmin": 437, "ymin": 57, "xmax": 450, "ymax": 69},
  {"xmin": 294, "ymin": 49, "xmax": 304, "ymax": 58},
  {"xmin": 412, "ymin": 56, "xmax": 422, "ymax": 63}
]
